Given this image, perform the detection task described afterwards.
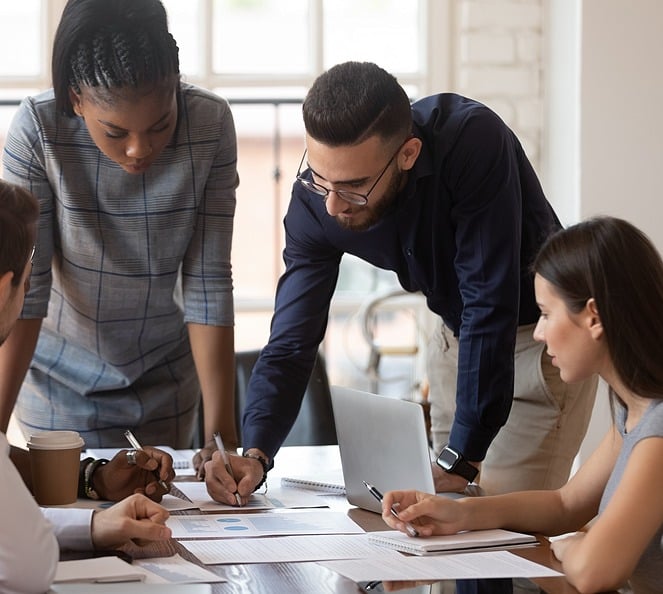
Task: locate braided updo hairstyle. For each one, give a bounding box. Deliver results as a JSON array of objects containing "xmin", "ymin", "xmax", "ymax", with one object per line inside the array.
[{"xmin": 52, "ymin": 0, "xmax": 180, "ymax": 116}]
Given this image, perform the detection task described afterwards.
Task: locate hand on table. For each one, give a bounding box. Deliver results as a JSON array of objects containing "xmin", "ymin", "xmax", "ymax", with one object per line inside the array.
[
  {"xmin": 204, "ymin": 450, "xmax": 266, "ymax": 505},
  {"xmin": 94, "ymin": 447, "xmax": 175, "ymax": 502},
  {"xmin": 381, "ymin": 489, "xmax": 466, "ymax": 537},
  {"xmin": 91, "ymin": 493, "xmax": 171, "ymax": 549}
]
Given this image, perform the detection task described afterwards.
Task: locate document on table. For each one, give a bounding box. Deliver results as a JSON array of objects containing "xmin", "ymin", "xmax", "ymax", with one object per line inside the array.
[
  {"xmin": 173, "ymin": 481, "xmax": 331, "ymax": 511},
  {"xmin": 180, "ymin": 534, "xmax": 401, "ymax": 564},
  {"xmin": 167, "ymin": 510, "xmax": 364, "ymax": 539},
  {"xmin": 54, "ymin": 557, "xmax": 145, "ymax": 583},
  {"xmin": 319, "ymin": 550, "xmax": 563, "ymax": 581},
  {"xmin": 49, "ymin": 585, "xmax": 211, "ymax": 593},
  {"xmin": 134, "ymin": 554, "xmax": 225, "ymax": 583}
]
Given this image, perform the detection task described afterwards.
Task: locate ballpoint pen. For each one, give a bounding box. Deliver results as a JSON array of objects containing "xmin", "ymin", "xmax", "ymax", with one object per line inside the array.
[
  {"xmin": 123, "ymin": 429, "xmax": 170, "ymax": 491},
  {"xmin": 363, "ymin": 480, "xmax": 420, "ymax": 537},
  {"xmin": 214, "ymin": 432, "xmax": 243, "ymax": 507}
]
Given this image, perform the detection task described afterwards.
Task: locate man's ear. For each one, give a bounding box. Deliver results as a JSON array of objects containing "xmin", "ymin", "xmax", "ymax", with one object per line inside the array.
[
  {"xmin": 0, "ymin": 270, "xmax": 14, "ymax": 307},
  {"xmin": 400, "ymin": 137, "xmax": 422, "ymax": 171},
  {"xmin": 586, "ymin": 298, "xmax": 603, "ymax": 340}
]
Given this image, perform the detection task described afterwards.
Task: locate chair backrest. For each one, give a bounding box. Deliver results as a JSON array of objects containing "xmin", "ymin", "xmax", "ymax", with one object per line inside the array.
[{"xmin": 234, "ymin": 349, "xmax": 337, "ymax": 447}]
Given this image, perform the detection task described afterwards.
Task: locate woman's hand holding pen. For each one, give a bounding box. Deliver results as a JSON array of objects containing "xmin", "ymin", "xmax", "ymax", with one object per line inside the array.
[
  {"xmin": 204, "ymin": 451, "xmax": 265, "ymax": 506},
  {"xmin": 93, "ymin": 447, "xmax": 175, "ymax": 503},
  {"xmin": 381, "ymin": 489, "xmax": 467, "ymax": 537}
]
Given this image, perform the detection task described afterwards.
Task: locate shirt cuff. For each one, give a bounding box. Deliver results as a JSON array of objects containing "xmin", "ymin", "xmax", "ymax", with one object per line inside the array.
[{"xmin": 41, "ymin": 507, "xmax": 94, "ymax": 551}]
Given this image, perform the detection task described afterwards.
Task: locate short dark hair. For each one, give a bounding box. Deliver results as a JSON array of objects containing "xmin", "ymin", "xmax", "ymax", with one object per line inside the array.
[
  {"xmin": 302, "ymin": 61, "xmax": 412, "ymax": 148},
  {"xmin": 533, "ymin": 216, "xmax": 663, "ymax": 401},
  {"xmin": 52, "ymin": 0, "xmax": 180, "ymax": 116},
  {"xmin": 0, "ymin": 181, "xmax": 39, "ymax": 287}
]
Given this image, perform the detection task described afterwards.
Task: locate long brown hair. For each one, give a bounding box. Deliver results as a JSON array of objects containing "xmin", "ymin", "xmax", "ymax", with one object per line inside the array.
[{"xmin": 533, "ymin": 216, "xmax": 663, "ymax": 400}]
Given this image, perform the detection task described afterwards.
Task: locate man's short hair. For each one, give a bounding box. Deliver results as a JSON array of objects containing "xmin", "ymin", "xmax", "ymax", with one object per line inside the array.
[
  {"xmin": 303, "ymin": 61, "xmax": 412, "ymax": 147},
  {"xmin": 0, "ymin": 181, "xmax": 39, "ymax": 286}
]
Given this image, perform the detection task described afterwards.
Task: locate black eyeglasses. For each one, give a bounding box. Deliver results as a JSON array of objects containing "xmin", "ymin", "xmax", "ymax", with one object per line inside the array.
[
  {"xmin": 29, "ymin": 245, "xmax": 36, "ymax": 264},
  {"xmin": 295, "ymin": 142, "xmax": 404, "ymax": 206}
]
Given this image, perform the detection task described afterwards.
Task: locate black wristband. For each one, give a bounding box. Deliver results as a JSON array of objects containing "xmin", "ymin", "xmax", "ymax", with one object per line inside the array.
[
  {"xmin": 78, "ymin": 457, "xmax": 95, "ymax": 498},
  {"xmin": 84, "ymin": 458, "xmax": 109, "ymax": 500},
  {"xmin": 242, "ymin": 452, "xmax": 269, "ymax": 492}
]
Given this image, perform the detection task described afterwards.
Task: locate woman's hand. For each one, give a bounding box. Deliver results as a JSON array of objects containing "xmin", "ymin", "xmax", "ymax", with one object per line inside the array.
[{"xmin": 381, "ymin": 489, "xmax": 465, "ymax": 537}]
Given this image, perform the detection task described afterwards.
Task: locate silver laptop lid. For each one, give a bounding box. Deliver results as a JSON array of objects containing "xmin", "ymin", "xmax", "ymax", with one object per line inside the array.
[{"xmin": 330, "ymin": 386, "xmax": 435, "ymax": 513}]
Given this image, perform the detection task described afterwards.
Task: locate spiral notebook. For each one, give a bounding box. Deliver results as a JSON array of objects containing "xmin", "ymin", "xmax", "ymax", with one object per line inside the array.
[
  {"xmin": 368, "ymin": 529, "xmax": 538, "ymax": 556},
  {"xmin": 280, "ymin": 474, "xmax": 346, "ymax": 494}
]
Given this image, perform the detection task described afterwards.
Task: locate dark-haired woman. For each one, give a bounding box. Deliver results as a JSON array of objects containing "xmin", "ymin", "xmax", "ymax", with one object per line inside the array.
[
  {"xmin": 382, "ymin": 217, "xmax": 663, "ymax": 594},
  {"xmin": 0, "ymin": 0, "xmax": 238, "ymax": 450}
]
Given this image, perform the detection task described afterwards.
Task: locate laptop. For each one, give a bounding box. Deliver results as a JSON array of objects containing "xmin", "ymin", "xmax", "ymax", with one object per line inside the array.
[{"xmin": 330, "ymin": 385, "xmax": 436, "ymax": 513}]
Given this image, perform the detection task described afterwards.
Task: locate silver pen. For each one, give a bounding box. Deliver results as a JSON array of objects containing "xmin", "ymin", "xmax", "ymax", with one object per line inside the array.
[
  {"xmin": 124, "ymin": 429, "xmax": 170, "ymax": 491},
  {"xmin": 214, "ymin": 432, "xmax": 243, "ymax": 507},
  {"xmin": 363, "ymin": 480, "xmax": 420, "ymax": 537}
]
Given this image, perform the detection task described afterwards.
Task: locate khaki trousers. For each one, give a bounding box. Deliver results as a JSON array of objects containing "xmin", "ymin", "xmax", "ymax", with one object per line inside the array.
[{"xmin": 427, "ymin": 319, "xmax": 598, "ymax": 494}]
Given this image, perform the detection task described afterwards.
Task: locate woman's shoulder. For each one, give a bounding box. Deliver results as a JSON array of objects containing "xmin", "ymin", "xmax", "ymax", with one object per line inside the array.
[{"xmin": 639, "ymin": 399, "xmax": 663, "ymax": 438}]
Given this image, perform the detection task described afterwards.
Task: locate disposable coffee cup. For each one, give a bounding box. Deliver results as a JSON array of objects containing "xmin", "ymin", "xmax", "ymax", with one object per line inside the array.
[{"xmin": 27, "ymin": 431, "xmax": 85, "ymax": 505}]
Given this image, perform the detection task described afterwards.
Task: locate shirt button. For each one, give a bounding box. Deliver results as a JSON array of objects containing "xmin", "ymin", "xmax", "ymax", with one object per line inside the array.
[{"xmin": 406, "ymin": 248, "xmax": 413, "ymax": 256}]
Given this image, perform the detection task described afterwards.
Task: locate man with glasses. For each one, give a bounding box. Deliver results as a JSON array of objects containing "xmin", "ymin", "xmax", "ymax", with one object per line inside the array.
[{"xmin": 202, "ymin": 61, "xmax": 598, "ymax": 503}]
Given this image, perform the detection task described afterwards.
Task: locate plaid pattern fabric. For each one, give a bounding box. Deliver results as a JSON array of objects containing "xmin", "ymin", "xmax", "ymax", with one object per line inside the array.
[{"xmin": 3, "ymin": 84, "xmax": 237, "ymax": 447}]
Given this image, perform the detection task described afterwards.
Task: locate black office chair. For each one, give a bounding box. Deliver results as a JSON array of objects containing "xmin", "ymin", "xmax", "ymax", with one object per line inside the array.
[{"xmin": 234, "ymin": 349, "xmax": 337, "ymax": 447}]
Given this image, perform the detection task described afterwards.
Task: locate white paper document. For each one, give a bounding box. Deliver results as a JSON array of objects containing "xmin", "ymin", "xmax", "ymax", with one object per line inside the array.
[
  {"xmin": 54, "ymin": 557, "xmax": 145, "ymax": 583},
  {"xmin": 180, "ymin": 533, "xmax": 401, "ymax": 564},
  {"xmin": 173, "ymin": 481, "xmax": 329, "ymax": 511},
  {"xmin": 167, "ymin": 510, "xmax": 364, "ymax": 539},
  {"xmin": 49, "ymin": 585, "xmax": 211, "ymax": 594},
  {"xmin": 134, "ymin": 554, "xmax": 225, "ymax": 583},
  {"xmin": 319, "ymin": 550, "xmax": 563, "ymax": 581}
]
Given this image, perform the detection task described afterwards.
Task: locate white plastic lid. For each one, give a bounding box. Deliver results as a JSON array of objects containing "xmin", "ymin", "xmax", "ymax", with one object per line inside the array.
[{"xmin": 27, "ymin": 430, "xmax": 85, "ymax": 450}]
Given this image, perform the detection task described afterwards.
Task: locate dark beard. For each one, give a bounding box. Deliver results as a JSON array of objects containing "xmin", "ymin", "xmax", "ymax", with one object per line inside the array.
[{"xmin": 335, "ymin": 169, "xmax": 405, "ymax": 232}]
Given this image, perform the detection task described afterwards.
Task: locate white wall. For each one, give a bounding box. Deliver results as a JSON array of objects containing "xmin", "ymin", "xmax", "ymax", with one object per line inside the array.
[{"xmin": 546, "ymin": 0, "xmax": 663, "ymax": 461}]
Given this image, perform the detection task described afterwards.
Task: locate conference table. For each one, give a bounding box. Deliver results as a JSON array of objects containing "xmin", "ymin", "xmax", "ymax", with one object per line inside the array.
[{"xmin": 102, "ymin": 446, "xmax": 613, "ymax": 594}]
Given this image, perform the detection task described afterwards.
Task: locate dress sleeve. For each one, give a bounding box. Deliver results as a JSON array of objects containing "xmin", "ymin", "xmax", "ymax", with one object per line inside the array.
[
  {"xmin": 182, "ymin": 94, "xmax": 238, "ymax": 327},
  {"xmin": 2, "ymin": 97, "xmax": 55, "ymax": 318}
]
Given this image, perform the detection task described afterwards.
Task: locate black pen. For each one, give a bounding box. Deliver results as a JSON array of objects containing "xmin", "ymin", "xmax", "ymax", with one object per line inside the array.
[
  {"xmin": 363, "ymin": 480, "xmax": 419, "ymax": 537},
  {"xmin": 124, "ymin": 429, "xmax": 170, "ymax": 491}
]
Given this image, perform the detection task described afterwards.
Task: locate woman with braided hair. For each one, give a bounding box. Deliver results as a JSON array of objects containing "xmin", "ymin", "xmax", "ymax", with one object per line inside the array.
[{"xmin": 0, "ymin": 0, "xmax": 239, "ymax": 456}]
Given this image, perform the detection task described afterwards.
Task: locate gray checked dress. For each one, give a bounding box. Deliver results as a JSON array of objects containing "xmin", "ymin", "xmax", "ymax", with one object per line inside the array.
[{"xmin": 3, "ymin": 83, "xmax": 237, "ymax": 448}]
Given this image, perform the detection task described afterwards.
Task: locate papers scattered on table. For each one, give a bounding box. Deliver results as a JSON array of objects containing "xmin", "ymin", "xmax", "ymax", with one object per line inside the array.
[
  {"xmin": 179, "ymin": 533, "xmax": 400, "ymax": 564},
  {"xmin": 134, "ymin": 554, "xmax": 225, "ymax": 584},
  {"xmin": 54, "ymin": 556, "xmax": 145, "ymax": 583},
  {"xmin": 367, "ymin": 529, "xmax": 538, "ymax": 555},
  {"xmin": 173, "ymin": 481, "xmax": 330, "ymax": 511},
  {"xmin": 167, "ymin": 510, "xmax": 364, "ymax": 539},
  {"xmin": 319, "ymin": 550, "xmax": 563, "ymax": 581},
  {"xmin": 49, "ymin": 584, "xmax": 212, "ymax": 593}
]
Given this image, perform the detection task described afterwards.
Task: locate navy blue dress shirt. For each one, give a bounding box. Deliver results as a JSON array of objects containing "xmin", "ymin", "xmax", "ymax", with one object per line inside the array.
[{"xmin": 242, "ymin": 93, "xmax": 561, "ymax": 462}]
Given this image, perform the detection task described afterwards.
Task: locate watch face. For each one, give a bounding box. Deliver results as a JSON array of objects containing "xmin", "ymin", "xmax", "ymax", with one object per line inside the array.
[{"xmin": 436, "ymin": 447, "xmax": 460, "ymax": 471}]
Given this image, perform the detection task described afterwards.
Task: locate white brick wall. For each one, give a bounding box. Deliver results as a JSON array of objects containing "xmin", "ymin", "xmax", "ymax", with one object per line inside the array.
[{"xmin": 452, "ymin": 0, "xmax": 544, "ymax": 171}]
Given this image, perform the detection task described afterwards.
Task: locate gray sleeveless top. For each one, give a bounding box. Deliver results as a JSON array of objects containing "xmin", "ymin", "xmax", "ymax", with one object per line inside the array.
[{"xmin": 599, "ymin": 399, "xmax": 663, "ymax": 594}]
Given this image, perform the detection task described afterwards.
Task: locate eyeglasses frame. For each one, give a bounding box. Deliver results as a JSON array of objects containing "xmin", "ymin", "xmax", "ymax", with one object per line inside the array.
[{"xmin": 295, "ymin": 140, "xmax": 407, "ymax": 206}]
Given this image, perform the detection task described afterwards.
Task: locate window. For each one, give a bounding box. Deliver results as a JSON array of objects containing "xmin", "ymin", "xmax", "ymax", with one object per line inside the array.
[{"xmin": 0, "ymin": 0, "xmax": 435, "ymax": 398}]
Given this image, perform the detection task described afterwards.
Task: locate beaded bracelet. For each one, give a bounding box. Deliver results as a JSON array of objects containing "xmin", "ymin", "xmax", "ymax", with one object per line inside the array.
[
  {"xmin": 84, "ymin": 458, "xmax": 109, "ymax": 500},
  {"xmin": 242, "ymin": 451, "xmax": 269, "ymax": 492},
  {"xmin": 78, "ymin": 457, "xmax": 95, "ymax": 498}
]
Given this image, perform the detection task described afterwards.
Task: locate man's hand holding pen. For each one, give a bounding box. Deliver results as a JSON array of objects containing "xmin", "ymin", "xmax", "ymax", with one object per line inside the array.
[
  {"xmin": 92, "ymin": 446, "xmax": 175, "ymax": 503},
  {"xmin": 203, "ymin": 447, "xmax": 268, "ymax": 506}
]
